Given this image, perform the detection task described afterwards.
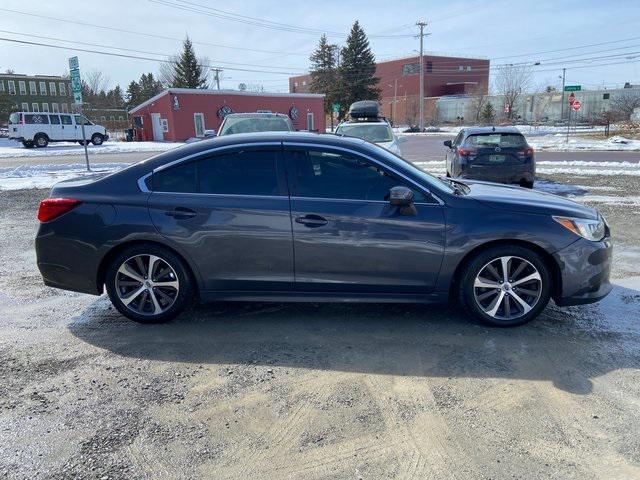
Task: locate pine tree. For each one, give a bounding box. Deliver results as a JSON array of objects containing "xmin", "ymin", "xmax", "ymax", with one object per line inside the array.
[
  {"xmin": 337, "ymin": 21, "xmax": 380, "ymax": 118},
  {"xmin": 171, "ymin": 37, "xmax": 208, "ymax": 89},
  {"xmin": 125, "ymin": 80, "xmax": 142, "ymax": 109},
  {"xmin": 124, "ymin": 73, "xmax": 163, "ymax": 109},
  {"xmin": 480, "ymin": 102, "xmax": 495, "ymax": 124},
  {"xmin": 309, "ymin": 35, "xmax": 339, "ymax": 117}
]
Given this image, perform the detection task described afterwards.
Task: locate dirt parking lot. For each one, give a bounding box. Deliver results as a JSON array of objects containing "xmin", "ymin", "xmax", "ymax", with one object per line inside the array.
[{"xmin": 1, "ymin": 157, "xmax": 640, "ymax": 479}]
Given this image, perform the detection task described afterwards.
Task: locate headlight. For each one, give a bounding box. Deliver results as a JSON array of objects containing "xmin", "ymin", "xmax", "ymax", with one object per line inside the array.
[{"xmin": 553, "ymin": 215, "xmax": 606, "ymax": 241}]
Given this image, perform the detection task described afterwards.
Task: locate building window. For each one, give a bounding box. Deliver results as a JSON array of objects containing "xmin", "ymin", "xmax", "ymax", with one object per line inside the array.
[
  {"xmin": 18, "ymin": 81, "xmax": 27, "ymax": 95},
  {"xmin": 52, "ymin": 103, "xmax": 59, "ymax": 113},
  {"xmin": 118, "ymin": 115, "xmax": 124, "ymax": 121},
  {"xmin": 100, "ymin": 116, "xmax": 106, "ymax": 121},
  {"xmin": 161, "ymin": 119, "xmax": 169, "ymax": 132},
  {"xmin": 603, "ymin": 93, "xmax": 610, "ymax": 100},
  {"xmin": 8, "ymin": 81, "xmax": 16, "ymax": 95},
  {"xmin": 39, "ymin": 81, "xmax": 46, "ymax": 95},
  {"xmin": 59, "ymin": 82, "xmax": 67, "ymax": 96},
  {"xmin": 402, "ymin": 62, "xmax": 421, "ymax": 75},
  {"xmin": 32, "ymin": 103, "xmax": 39, "ymax": 112},
  {"xmin": 302, "ymin": 80, "xmax": 306, "ymax": 86},
  {"xmin": 21, "ymin": 102, "xmax": 29, "ymax": 112},
  {"xmin": 458, "ymin": 65, "xmax": 464, "ymax": 71},
  {"xmin": 466, "ymin": 66, "xmax": 472, "ymax": 71},
  {"xmin": 0, "ymin": 81, "xmax": 4, "ymax": 92},
  {"xmin": 61, "ymin": 103, "xmax": 68, "ymax": 113},
  {"xmin": 49, "ymin": 82, "xmax": 57, "ymax": 96},
  {"xmin": 42, "ymin": 103, "xmax": 49, "ymax": 112},
  {"xmin": 426, "ymin": 61, "xmax": 433, "ymax": 73},
  {"xmin": 29, "ymin": 81, "xmax": 37, "ymax": 95},
  {"xmin": 68, "ymin": 84, "xmax": 73, "ymax": 96},
  {"xmin": 109, "ymin": 115, "xmax": 115, "ymax": 121}
]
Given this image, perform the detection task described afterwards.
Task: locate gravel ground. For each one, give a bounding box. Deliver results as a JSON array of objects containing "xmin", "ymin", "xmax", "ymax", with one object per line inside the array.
[{"xmin": 1, "ymin": 171, "xmax": 639, "ymax": 479}]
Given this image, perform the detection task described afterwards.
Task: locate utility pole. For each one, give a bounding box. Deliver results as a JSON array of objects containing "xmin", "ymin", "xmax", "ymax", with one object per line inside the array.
[
  {"xmin": 416, "ymin": 21, "xmax": 428, "ymax": 132},
  {"xmin": 560, "ymin": 68, "xmax": 566, "ymax": 121},
  {"xmin": 211, "ymin": 67, "xmax": 223, "ymax": 90}
]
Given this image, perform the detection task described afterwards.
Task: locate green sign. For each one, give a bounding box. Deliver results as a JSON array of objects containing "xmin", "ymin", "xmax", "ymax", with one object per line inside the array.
[
  {"xmin": 564, "ymin": 85, "xmax": 581, "ymax": 92},
  {"xmin": 332, "ymin": 103, "xmax": 340, "ymax": 113},
  {"xmin": 70, "ymin": 67, "xmax": 82, "ymax": 105}
]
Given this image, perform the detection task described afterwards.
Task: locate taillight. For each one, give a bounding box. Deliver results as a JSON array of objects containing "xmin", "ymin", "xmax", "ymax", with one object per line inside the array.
[
  {"xmin": 524, "ymin": 147, "xmax": 534, "ymax": 156},
  {"xmin": 37, "ymin": 198, "xmax": 82, "ymax": 222},
  {"xmin": 457, "ymin": 147, "xmax": 476, "ymax": 156}
]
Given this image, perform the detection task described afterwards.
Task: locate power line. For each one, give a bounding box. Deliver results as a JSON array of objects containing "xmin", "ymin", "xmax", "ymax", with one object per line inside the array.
[{"xmin": 0, "ymin": 7, "xmax": 309, "ymax": 57}]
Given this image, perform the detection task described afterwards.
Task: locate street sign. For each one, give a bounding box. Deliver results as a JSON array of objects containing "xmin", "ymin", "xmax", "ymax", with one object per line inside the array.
[
  {"xmin": 68, "ymin": 56, "xmax": 79, "ymax": 70},
  {"xmin": 70, "ymin": 69, "xmax": 82, "ymax": 105},
  {"xmin": 568, "ymin": 92, "xmax": 576, "ymax": 105},
  {"xmin": 564, "ymin": 85, "xmax": 581, "ymax": 92},
  {"xmin": 332, "ymin": 103, "xmax": 340, "ymax": 114},
  {"xmin": 572, "ymin": 100, "xmax": 582, "ymax": 111},
  {"xmin": 503, "ymin": 104, "xmax": 510, "ymax": 113},
  {"xmin": 69, "ymin": 56, "xmax": 90, "ymax": 171}
]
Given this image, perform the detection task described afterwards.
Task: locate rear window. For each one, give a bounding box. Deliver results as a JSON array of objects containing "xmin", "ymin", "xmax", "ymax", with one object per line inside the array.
[
  {"xmin": 8, "ymin": 113, "xmax": 20, "ymax": 124},
  {"xmin": 24, "ymin": 114, "xmax": 49, "ymax": 125},
  {"xmin": 335, "ymin": 123, "xmax": 393, "ymax": 143},
  {"xmin": 465, "ymin": 133, "xmax": 526, "ymax": 148},
  {"xmin": 219, "ymin": 116, "xmax": 292, "ymax": 135}
]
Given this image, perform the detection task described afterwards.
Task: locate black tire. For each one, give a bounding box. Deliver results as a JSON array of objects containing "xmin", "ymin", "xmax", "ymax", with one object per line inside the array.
[
  {"xmin": 91, "ymin": 133, "xmax": 104, "ymax": 145},
  {"xmin": 22, "ymin": 140, "xmax": 34, "ymax": 148},
  {"xmin": 458, "ymin": 245, "xmax": 551, "ymax": 327},
  {"xmin": 105, "ymin": 244, "xmax": 194, "ymax": 323},
  {"xmin": 520, "ymin": 180, "xmax": 534, "ymax": 189},
  {"xmin": 34, "ymin": 133, "xmax": 49, "ymax": 148}
]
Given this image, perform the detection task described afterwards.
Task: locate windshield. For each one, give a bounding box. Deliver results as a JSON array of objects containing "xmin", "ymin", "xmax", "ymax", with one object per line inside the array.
[
  {"xmin": 336, "ymin": 123, "xmax": 393, "ymax": 143},
  {"xmin": 465, "ymin": 133, "xmax": 527, "ymax": 148},
  {"xmin": 8, "ymin": 113, "xmax": 20, "ymax": 124},
  {"xmin": 219, "ymin": 116, "xmax": 292, "ymax": 135}
]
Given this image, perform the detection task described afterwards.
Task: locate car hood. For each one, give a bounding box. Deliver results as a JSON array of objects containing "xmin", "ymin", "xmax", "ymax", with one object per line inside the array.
[{"xmin": 461, "ymin": 180, "xmax": 598, "ymax": 220}]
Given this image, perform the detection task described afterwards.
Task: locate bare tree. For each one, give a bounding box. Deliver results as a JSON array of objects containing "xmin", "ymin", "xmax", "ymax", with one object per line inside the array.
[
  {"xmin": 494, "ymin": 65, "xmax": 532, "ymax": 120},
  {"xmin": 84, "ymin": 69, "xmax": 110, "ymax": 95},
  {"xmin": 610, "ymin": 90, "xmax": 640, "ymax": 121},
  {"xmin": 466, "ymin": 82, "xmax": 489, "ymax": 122}
]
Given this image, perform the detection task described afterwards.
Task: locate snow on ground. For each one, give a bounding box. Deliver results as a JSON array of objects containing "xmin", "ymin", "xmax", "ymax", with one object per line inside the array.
[
  {"xmin": 529, "ymin": 135, "xmax": 640, "ymax": 152},
  {"xmin": 0, "ymin": 138, "xmax": 182, "ymax": 158},
  {"xmin": 0, "ymin": 163, "xmax": 128, "ymax": 190}
]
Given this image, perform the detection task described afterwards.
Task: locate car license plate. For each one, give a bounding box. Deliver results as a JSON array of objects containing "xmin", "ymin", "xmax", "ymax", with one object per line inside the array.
[{"xmin": 489, "ymin": 155, "xmax": 505, "ymax": 163}]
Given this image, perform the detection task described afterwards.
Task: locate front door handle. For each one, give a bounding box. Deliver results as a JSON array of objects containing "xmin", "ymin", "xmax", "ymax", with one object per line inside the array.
[
  {"xmin": 295, "ymin": 214, "xmax": 328, "ymax": 228},
  {"xmin": 165, "ymin": 207, "xmax": 197, "ymax": 219}
]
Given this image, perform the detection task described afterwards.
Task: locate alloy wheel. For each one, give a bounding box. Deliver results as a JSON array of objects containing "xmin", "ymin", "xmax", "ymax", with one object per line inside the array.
[
  {"xmin": 115, "ymin": 254, "xmax": 180, "ymax": 316},
  {"xmin": 473, "ymin": 256, "xmax": 542, "ymax": 320}
]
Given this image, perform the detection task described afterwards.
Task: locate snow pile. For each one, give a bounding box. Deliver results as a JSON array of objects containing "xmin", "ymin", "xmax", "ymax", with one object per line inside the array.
[
  {"xmin": 529, "ymin": 135, "xmax": 640, "ymax": 152},
  {"xmin": 0, "ymin": 163, "xmax": 129, "ymax": 190},
  {"xmin": 0, "ymin": 138, "xmax": 182, "ymax": 158}
]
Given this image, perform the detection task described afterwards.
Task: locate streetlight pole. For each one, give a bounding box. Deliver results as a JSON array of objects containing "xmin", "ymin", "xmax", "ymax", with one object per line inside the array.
[
  {"xmin": 388, "ymin": 79, "xmax": 398, "ymax": 125},
  {"xmin": 560, "ymin": 68, "xmax": 566, "ymax": 121},
  {"xmin": 417, "ymin": 20, "xmax": 427, "ymax": 132}
]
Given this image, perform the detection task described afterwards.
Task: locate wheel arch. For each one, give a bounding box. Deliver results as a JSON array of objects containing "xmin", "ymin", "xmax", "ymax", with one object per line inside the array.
[
  {"xmin": 96, "ymin": 240, "xmax": 201, "ymax": 298},
  {"xmin": 449, "ymin": 239, "xmax": 562, "ymax": 302}
]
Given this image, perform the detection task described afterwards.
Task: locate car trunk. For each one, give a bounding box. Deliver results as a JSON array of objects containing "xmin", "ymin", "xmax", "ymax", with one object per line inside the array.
[{"xmin": 462, "ymin": 133, "xmax": 532, "ymax": 166}]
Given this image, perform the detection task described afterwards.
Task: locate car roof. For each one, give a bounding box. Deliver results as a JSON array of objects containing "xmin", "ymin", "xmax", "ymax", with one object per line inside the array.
[
  {"xmin": 223, "ymin": 112, "xmax": 290, "ymax": 118},
  {"xmin": 338, "ymin": 119, "xmax": 390, "ymax": 125},
  {"xmin": 462, "ymin": 126, "xmax": 523, "ymax": 135}
]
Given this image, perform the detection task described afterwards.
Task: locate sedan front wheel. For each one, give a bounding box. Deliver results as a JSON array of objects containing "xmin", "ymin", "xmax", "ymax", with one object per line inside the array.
[{"xmin": 459, "ymin": 246, "xmax": 551, "ymax": 327}]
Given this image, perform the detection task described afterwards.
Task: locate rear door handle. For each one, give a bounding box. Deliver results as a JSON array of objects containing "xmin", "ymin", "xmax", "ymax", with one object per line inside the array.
[
  {"xmin": 165, "ymin": 207, "xmax": 197, "ymax": 219},
  {"xmin": 295, "ymin": 214, "xmax": 328, "ymax": 228}
]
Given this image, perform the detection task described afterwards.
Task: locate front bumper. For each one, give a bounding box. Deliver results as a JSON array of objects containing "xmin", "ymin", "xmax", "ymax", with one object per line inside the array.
[{"xmin": 553, "ymin": 236, "xmax": 613, "ymax": 306}]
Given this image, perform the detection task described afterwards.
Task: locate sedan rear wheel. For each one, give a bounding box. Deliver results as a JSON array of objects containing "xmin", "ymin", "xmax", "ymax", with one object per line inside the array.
[
  {"xmin": 459, "ymin": 246, "xmax": 551, "ymax": 327},
  {"xmin": 106, "ymin": 245, "xmax": 193, "ymax": 323}
]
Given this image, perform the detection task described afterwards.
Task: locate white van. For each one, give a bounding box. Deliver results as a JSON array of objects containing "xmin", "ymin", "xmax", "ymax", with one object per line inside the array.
[{"xmin": 8, "ymin": 112, "xmax": 109, "ymax": 148}]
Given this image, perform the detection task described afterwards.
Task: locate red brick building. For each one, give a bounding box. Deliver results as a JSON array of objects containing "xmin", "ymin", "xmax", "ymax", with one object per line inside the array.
[
  {"xmin": 289, "ymin": 54, "xmax": 489, "ymax": 124},
  {"xmin": 129, "ymin": 88, "xmax": 325, "ymax": 142}
]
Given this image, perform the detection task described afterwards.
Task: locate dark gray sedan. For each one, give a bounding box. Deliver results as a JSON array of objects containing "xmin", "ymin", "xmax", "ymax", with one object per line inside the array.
[
  {"xmin": 445, "ymin": 127, "xmax": 535, "ymax": 188},
  {"xmin": 36, "ymin": 132, "xmax": 611, "ymax": 327}
]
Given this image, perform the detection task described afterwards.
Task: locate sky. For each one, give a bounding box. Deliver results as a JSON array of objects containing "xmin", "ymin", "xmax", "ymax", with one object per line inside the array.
[{"xmin": 1, "ymin": 0, "xmax": 639, "ymax": 93}]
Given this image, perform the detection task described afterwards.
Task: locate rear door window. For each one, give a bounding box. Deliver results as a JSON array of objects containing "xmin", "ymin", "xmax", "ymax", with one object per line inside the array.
[
  {"xmin": 151, "ymin": 149, "xmax": 281, "ymax": 196},
  {"xmin": 24, "ymin": 114, "xmax": 49, "ymax": 124},
  {"xmin": 465, "ymin": 133, "xmax": 527, "ymax": 148}
]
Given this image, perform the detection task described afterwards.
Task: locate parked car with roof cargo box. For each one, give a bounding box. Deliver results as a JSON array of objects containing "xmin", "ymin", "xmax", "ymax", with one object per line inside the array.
[
  {"xmin": 8, "ymin": 111, "xmax": 109, "ymax": 148},
  {"xmin": 444, "ymin": 127, "xmax": 535, "ymax": 188},
  {"xmin": 335, "ymin": 101, "xmax": 406, "ymax": 155}
]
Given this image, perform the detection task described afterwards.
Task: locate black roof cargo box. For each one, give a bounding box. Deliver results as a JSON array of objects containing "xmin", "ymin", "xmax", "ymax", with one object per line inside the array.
[{"xmin": 349, "ymin": 101, "xmax": 379, "ymax": 119}]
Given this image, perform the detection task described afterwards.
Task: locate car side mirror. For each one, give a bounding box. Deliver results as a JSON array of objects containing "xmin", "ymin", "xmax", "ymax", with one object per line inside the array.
[
  {"xmin": 443, "ymin": 140, "xmax": 452, "ymax": 148},
  {"xmin": 204, "ymin": 129, "xmax": 217, "ymax": 138},
  {"xmin": 390, "ymin": 186, "xmax": 417, "ymax": 216}
]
